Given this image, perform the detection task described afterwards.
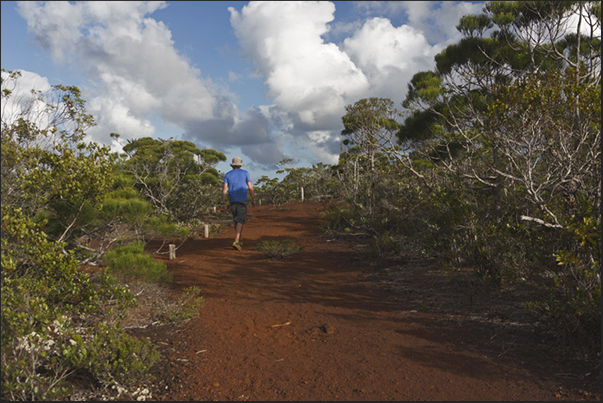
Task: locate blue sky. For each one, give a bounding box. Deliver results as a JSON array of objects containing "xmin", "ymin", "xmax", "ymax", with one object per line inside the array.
[{"xmin": 1, "ymin": 1, "xmax": 486, "ymax": 181}]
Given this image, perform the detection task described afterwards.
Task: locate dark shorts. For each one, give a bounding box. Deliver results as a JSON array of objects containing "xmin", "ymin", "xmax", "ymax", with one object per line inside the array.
[{"xmin": 230, "ymin": 202, "xmax": 247, "ymax": 224}]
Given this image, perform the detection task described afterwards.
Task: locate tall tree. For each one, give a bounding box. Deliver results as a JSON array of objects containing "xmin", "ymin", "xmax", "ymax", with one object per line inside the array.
[
  {"xmin": 398, "ymin": 0, "xmax": 601, "ymax": 226},
  {"xmin": 119, "ymin": 137, "xmax": 226, "ymax": 221},
  {"xmin": 341, "ymin": 98, "xmax": 401, "ymax": 212},
  {"xmin": 1, "ymin": 69, "xmax": 119, "ymax": 260}
]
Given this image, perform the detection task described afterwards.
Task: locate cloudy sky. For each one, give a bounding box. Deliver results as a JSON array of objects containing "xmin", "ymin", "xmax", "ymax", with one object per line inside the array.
[{"xmin": 1, "ymin": 1, "xmax": 486, "ymax": 181}]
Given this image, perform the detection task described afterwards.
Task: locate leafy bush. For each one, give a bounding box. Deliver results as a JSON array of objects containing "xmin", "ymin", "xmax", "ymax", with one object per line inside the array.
[
  {"xmin": 534, "ymin": 216, "xmax": 601, "ymax": 350},
  {"xmin": 147, "ymin": 215, "xmax": 191, "ymax": 240},
  {"xmin": 1, "ymin": 205, "xmax": 153, "ymax": 400},
  {"xmin": 103, "ymin": 241, "xmax": 173, "ymax": 284},
  {"xmin": 320, "ymin": 202, "xmax": 357, "ymax": 233},
  {"xmin": 80, "ymin": 323, "xmax": 159, "ymax": 386},
  {"xmin": 164, "ymin": 286, "xmax": 204, "ymax": 322},
  {"xmin": 167, "ymin": 177, "xmax": 222, "ymax": 221},
  {"xmin": 101, "ymin": 186, "xmax": 152, "ymax": 226},
  {"xmin": 254, "ymin": 160, "xmax": 339, "ymax": 205},
  {"xmin": 1, "ymin": 71, "xmax": 198, "ymax": 400},
  {"xmin": 256, "ymin": 239, "xmax": 304, "ymax": 260},
  {"xmin": 322, "ymin": 162, "xmax": 600, "ymax": 354}
]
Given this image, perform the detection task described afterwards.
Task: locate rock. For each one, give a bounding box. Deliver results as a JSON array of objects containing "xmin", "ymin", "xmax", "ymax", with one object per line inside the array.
[{"xmin": 320, "ymin": 323, "xmax": 334, "ymax": 335}]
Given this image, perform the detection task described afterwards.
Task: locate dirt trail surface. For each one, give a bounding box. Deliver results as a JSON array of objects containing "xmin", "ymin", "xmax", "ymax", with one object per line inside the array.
[{"xmin": 136, "ymin": 202, "xmax": 599, "ymax": 401}]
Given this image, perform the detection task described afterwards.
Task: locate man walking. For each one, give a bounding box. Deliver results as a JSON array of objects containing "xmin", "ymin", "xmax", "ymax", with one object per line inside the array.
[{"xmin": 221, "ymin": 157, "xmax": 256, "ymax": 250}]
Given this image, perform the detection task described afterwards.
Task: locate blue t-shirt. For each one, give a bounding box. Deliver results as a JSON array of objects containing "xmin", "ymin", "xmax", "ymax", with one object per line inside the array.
[{"xmin": 224, "ymin": 169, "xmax": 251, "ymax": 202}]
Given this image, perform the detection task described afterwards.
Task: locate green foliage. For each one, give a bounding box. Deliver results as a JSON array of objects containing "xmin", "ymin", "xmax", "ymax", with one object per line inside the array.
[
  {"xmin": 1, "ymin": 71, "xmax": 152, "ymax": 268},
  {"xmin": 164, "ymin": 286, "xmax": 204, "ymax": 322},
  {"xmin": 81, "ymin": 323, "xmax": 159, "ymax": 386},
  {"xmin": 183, "ymin": 219, "xmax": 224, "ymax": 239},
  {"xmin": 321, "ymin": 203, "xmax": 357, "ymax": 233},
  {"xmin": 103, "ymin": 241, "xmax": 172, "ymax": 284},
  {"xmin": 341, "ymin": 97, "xmax": 400, "ymax": 140},
  {"xmin": 1, "ymin": 70, "xmax": 111, "ymax": 217},
  {"xmin": 2, "ymin": 312, "xmax": 77, "ymax": 400},
  {"xmin": 1, "ymin": 127, "xmax": 116, "ymax": 244},
  {"xmin": 147, "ymin": 215, "xmax": 190, "ymax": 239},
  {"xmin": 168, "ymin": 176, "xmax": 222, "ymax": 220},
  {"xmin": 543, "ymin": 215, "xmax": 601, "ymax": 347},
  {"xmin": 1, "ymin": 205, "xmax": 103, "ymax": 311},
  {"xmin": 102, "ymin": 186, "xmax": 152, "ymax": 225},
  {"xmin": 1, "ymin": 70, "xmax": 200, "ymax": 400},
  {"xmin": 397, "ymin": 108, "xmax": 439, "ymax": 142},
  {"xmin": 25, "ymin": 142, "xmax": 115, "ymax": 206},
  {"xmin": 0, "ymin": 205, "xmax": 140, "ymax": 400},
  {"xmin": 118, "ymin": 136, "xmax": 226, "ymax": 220},
  {"xmin": 254, "ymin": 175, "xmax": 282, "ymax": 205},
  {"xmin": 383, "ymin": 1, "xmax": 602, "ymax": 351},
  {"xmin": 256, "ymin": 239, "xmax": 304, "ymax": 260},
  {"xmin": 403, "ymin": 71, "xmax": 443, "ymax": 108}
]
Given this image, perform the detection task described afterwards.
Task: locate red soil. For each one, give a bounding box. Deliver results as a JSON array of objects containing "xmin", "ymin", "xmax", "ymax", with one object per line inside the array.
[{"xmin": 134, "ymin": 202, "xmax": 599, "ymax": 401}]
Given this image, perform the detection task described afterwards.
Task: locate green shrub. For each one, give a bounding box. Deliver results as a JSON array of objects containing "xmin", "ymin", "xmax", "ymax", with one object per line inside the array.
[
  {"xmin": 183, "ymin": 219, "xmax": 225, "ymax": 239},
  {"xmin": 103, "ymin": 241, "xmax": 172, "ymax": 283},
  {"xmin": 101, "ymin": 187, "xmax": 152, "ymax": 225},
  {"xmin": 320, "ymin": 203, "xmax": 356, "ymax": 233},
  {"xmin": 147, "ymin": 215, "xmax": 190, "ymax": 240},
  {"xmin": 534, "ymin": 216, "xmax": 601, "ymax": 351},
  {"xmin": 368, "ymin": 229, "xmax": 404, "ymax": 257},
  {"xmin": 1, "ymin": 205, "xmax": 138, "ymax": 400},
  {"xmin": 256, "ymin": 239, "xmax": 304, "ymax": 260},
  {"xmin": 2, "ymin": 287, "xmax": 77, "ymax": 400},
  {"xmin": 164, "ymin": 286, "xmax": 204, "ymax": 322},
  {"xmin": 82, "ymin": 323, "xmax": 159, "ymax": 386}
]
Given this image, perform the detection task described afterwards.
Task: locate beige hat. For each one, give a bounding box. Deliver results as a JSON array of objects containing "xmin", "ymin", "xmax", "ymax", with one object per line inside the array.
[{"xmin": 230, "ymin": 156, "xmax": 243, "ymax": 167}]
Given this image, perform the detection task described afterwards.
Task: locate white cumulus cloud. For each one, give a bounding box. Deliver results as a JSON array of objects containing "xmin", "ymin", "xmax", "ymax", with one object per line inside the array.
[
  {"xmin": 229, "ymin": 1, "xmax": 370, "ymax": 128},
  {"xmin": 16, "ymin": 0, "xmax": 239, "ymax": 149},
  {"xmin": 342, "ymin": 17, "xmax": 435, "ymax": 100}
]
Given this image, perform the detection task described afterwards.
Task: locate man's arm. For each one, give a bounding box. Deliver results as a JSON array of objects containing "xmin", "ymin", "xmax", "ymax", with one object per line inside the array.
[
  {"xmin": 221, "ymin": 183, "xmax": 228, "ymax": 210},
  {"xmin": 247, "ymin": 181, "xmax": 256, "ymax": 205}
]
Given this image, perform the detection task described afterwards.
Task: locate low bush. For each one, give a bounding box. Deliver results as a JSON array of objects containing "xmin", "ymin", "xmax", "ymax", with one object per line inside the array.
[
  {"xmin": 103, "ymin": 241, "xmax": 173, "ymax": 284},
  {"xmin": 256, "ymin": 239, "xmax": 304, "ymax": 260},
  {"xmin": 164, "ymin": 286, "xmax": 204, "ymax": 322},
  {"xmin": 1, "ymin": 205, "xmax": 158, "ymax": 400},
  {"xmin": 320, "ymin": 202, "xmax": 358, "ymax": 234},
  {"xmin": 80, "ymin": 323, "xmax": 159, "ymax": 386}
]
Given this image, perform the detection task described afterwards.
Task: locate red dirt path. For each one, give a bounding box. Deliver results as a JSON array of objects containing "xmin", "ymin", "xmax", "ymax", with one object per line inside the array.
[{"xmin": 136, "ymin": 202, "xmax": 599, "ymax": 401}]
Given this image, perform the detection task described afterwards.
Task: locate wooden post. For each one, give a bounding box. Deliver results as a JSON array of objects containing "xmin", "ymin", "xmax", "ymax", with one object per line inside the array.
[
  {"xmin": 204, "ymin": 224, "xmax": 209, "ymax": 238},
  {"xmin": 168, "ymin": 244, "xmax": 176, "ymax": 260},
  {"xmin": 301, "ymin": 186, "xmax": 304, "ymax": 201}
]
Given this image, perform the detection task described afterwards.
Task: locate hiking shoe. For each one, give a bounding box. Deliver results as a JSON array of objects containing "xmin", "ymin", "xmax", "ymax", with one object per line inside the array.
[{"xmin": 232, "ymin": 241, "xmax": 243, "ymax": 251}]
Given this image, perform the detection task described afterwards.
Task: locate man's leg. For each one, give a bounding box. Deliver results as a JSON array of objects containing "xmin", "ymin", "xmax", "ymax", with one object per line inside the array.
[
  {"xmin": 231, "ymin": 204, "xmax": 246, "ymax": 250},
  {"xmin": 234, "ymin": 222, "xmax": 244, "ymax": 243}
]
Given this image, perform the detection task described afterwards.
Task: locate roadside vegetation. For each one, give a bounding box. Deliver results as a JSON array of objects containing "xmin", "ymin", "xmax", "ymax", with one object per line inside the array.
[
  {"xmin": 1, "ymin": 1, "xmax": 600, "ymax": 400},
  {"xmin": 1, "ymin": 70, "xmax": 209, "ymax": 400},
  {"xmin": 256, "ymin": 239, "xmax": 305, "ymax": 261},
  {"xmin": 257, "ymin": 1, "xmax": 601, "ymax": 359}
]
